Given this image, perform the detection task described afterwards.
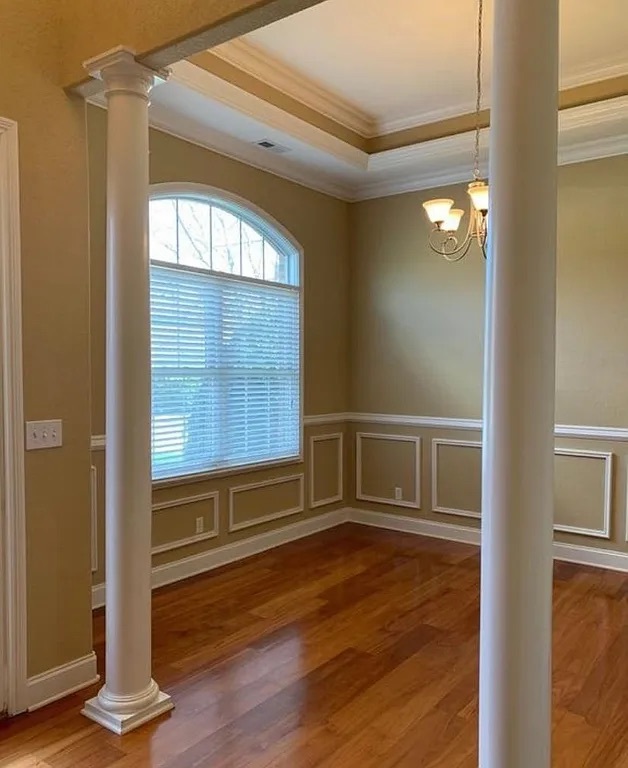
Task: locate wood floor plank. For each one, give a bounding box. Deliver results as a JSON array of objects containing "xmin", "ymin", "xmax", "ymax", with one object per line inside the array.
[{"xmin": 1, "ymin": 523, "xmax": 628, "ymax": 766}]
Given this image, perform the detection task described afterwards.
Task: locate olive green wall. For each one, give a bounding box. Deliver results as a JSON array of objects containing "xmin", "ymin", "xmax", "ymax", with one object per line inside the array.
[
  {"xmin": 348, "ymin": 154, "xmax": 628, "ymax": 553},
  {"xmin": 87, "ymin": 105, "xmax": 349, "ymax": 585}
]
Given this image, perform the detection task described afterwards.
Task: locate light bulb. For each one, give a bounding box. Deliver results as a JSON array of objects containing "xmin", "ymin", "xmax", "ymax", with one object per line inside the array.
[{"xmin": 422, "ymin": 198, "xmax": 454, "ymax": 226}]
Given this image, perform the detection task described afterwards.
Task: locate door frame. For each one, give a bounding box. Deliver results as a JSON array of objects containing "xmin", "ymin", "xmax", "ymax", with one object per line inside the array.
[{"xmin": 0, "ymin": 116, "xmax": 27, "ymax": 715}]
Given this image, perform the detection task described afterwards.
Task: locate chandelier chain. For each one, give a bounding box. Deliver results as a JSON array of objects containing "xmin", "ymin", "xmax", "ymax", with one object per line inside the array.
[{"xmin": 473, "ymin": 0, "xmax": 484, "ymax": 180}]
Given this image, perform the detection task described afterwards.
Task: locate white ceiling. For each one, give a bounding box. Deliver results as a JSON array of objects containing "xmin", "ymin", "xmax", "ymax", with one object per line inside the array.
[
  {"xmin": 240, "ymin": 0, "xmax": 628, "ymax": 129},
  {"xmin": 89, "ymin": 0, "xmax": 628, "ymax": 202}
]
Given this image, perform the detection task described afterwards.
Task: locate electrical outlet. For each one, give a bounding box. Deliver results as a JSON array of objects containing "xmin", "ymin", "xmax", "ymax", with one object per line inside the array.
[
  {"xmin": 25, "ymin": 420, "xmax": 63, "ymax": 450},
  {"xmin": 394, "ymin": 486, "xmax": 403, "ymax": 501},
  {"xmin": 195, "ymin": 517, "xmax": 204, "ymax": 534}
]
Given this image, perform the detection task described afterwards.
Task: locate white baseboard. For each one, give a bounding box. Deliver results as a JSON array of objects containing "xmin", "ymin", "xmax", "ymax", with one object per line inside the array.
[
  {"xmin": 349, "ymin": 508, "xmax": 628, "ymax": 572},
  {"xmin": 552, "ymin": 540, "xmax": 628, "ymax": 572},
  {"xmin": 92, "ymin": 505, "xmax": 628, "ymax": 612},
  {"xmin": 92, "ymin": 507, "xmax": 350, "ymax": 609},
  {"xmin": 27, "ymin": 651, "xmax": 99, "ymax": 711},
  {"xmin": 350, "ymin": 508, "xmax": 482, "ymax": 546}
]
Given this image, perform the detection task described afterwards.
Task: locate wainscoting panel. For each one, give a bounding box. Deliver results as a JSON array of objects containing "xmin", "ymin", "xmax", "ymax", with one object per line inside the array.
[
  {"xmin": 431, "ymin": 439, "xmax": 483, "ymax": 519},
  {"xmin": 356, "ymin": 432, "xmax": 421, "ymax": 509},
  {"xmin": 229, "ymin": 475, "xmax": 304, "ymax": 532},
  {"xmin": 152, "ymin": 491, "xmax": 219, "ymax": 555},
  {"xmin": 554, "ymin": 449, "xmax": 612, "ymax": 539},
  {"xmin": 310, "ymin": 433, "xmax": 344, "ymax": 509}
]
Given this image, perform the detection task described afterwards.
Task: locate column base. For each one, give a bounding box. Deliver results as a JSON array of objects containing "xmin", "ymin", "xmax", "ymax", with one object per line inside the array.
[{"xmin": 82, "ymin": 690, "xmax": 173, "ymax": 735}]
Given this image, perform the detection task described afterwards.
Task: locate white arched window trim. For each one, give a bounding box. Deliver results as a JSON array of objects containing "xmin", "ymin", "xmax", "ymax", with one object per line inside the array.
[{"xmin": 149, "ymin": 182, "xmax": 304, "ymax": 485}]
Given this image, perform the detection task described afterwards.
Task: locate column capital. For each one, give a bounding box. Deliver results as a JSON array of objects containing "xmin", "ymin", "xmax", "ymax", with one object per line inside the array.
[{"xmin": 84, "ymin": 46, "xmax": 169, "ymax": 98}]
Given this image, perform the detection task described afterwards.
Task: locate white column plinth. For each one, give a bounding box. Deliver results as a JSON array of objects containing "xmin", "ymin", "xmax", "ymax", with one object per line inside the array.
[
  {"xmin": 478, "ymin": 0, "xmax": 559, "ymax": 765},
  {"xmin": 82, "ymin": 48, "xmax": 172, "ymax": 735}
]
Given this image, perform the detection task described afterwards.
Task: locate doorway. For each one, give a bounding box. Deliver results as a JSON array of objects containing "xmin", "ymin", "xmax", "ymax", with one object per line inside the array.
[{"xmin": 0, "ymin": 116, "xmax": 27, "ymax": 716}]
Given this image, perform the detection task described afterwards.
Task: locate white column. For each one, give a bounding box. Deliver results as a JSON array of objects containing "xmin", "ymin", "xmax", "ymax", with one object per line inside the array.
[
  {"xmin": 82, "ymin": 48, "xmax": 173, "ymax": 735},
  {"xmin": 478, "ymin": 0, "xmax": 559, "ymax": 765}
]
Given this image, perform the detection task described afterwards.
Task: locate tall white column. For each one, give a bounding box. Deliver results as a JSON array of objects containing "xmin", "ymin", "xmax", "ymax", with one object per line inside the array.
[
  {"xmin": 478, "ymin": 0, "xmax": 559, "ymax": 765},
  {"xmin": 82, "ymin": 48, "xmax": 173, "ymax": 735}
]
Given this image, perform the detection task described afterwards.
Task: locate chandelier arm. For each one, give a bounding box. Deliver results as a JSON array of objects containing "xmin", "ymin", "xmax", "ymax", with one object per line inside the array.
[{"xmin": 427, "ymin": 229, "xmax": 474, "ymax": 262}]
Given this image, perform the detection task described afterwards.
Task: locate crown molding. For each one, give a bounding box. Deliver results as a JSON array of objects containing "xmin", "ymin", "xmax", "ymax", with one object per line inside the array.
[
  {"xmin": 561, "ymin": 59, "xmax": 628, "ymax": 89},
  {"xmin": 211, "ymin": 39, "xmax": 377, "ymax": 138},
  {"xmin": 148, "ymin": 105, "xmax": 356, "ymax": 201},
  {"xmin": 170, "ymin": 60, "xmax": 368, "ymax": 172}
]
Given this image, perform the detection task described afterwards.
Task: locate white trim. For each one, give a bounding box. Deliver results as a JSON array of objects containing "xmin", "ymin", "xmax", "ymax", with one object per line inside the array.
[
  {"xmin": 27, "ymin": 652, "xmax": 99, "ymax": 711},
  {"xmin": 351, "ymin": 507, "xmax": 481, "ymax": 545},
  {"xmin": 145, "ymin": 107, "xmax": 356, "ymax": 202},
  {"xmin": 228, "ymin": 474, "xmax": 304, "ymax": 532},
  {"xmin": 170, "ymin": 61, "xmax": 368, "ymax": 171},
  {"xmin": 350, "ymin": 508, "xmax": 628, "ymax": 573},
  {"xmin": 138, "ymin": 77, "xmax": 628, "ymax": 202},
  {"xmin": 0, "ymin": 116, "xmax": 27, "ymax": 715},
  {"xmin": 355, "ymin": 432, "xmax": 421, "ymax": 509},
  {"xmin": 551, "ymin": 541, "xmax": 628, "ymax": 573},
  {"xmin": 93, "ymin": 507, "xmax": 350, "ymax": 608},
  {"xmin": 350, "ymin": 413, "xmax": 483, "ymax": 431},
  {"xmin": 90, "ymin": 465, "xmax": 98, "ymax": 573},
  {"xmin": 553, "ymin": 424, "xmax": 628, "ymax": 441},
  {"xmin": 553, "ymin": 448, "xmax": 613, "ymax": 539},
  {"xmin": 346, "ymin": 412, "xmax": 628, "ymax": 442},
  {"xmin": 151, "ymin": 490, "xmax": 219, "ymax": 554},
  {"xmin": 560, "ymin": 59, "xmax": 628, "ymax": 90},
  {"xmin": 309, "ymin": 432, "xmax": 344, "ymax": 509},
  {"xmin": 431, "ymin": 439, "xmax": 483, "ymax": 520},
  {"xmin": 211, "ymin": 39, "xmax": 376, "ymax": 138},
  {"xmin": 304, "ymin": 412, "xmax": 350, "ymax": 426}
]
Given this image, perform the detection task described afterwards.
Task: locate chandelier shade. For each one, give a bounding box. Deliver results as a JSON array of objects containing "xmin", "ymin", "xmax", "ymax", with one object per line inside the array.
[{"xmin": 422, "ymin": 198, "xmax": 454, "ymax": 226}]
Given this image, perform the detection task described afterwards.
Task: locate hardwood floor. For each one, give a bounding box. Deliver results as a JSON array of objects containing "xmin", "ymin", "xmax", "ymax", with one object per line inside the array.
[{"xmin": 2, "ymin": 523, "xmax": 628, "ymax": 766}]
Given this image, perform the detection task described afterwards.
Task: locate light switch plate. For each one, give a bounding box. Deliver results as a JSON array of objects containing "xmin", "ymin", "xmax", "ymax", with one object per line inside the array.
[{"xmin": 25, "ymin": 420, "xmax": 63, "ymax": 450}]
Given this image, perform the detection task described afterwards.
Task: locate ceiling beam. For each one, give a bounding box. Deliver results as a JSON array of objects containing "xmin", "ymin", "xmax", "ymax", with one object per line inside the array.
[{"xmin": 61, "ymin": 0, "xmax": 328, "ymax": 90}]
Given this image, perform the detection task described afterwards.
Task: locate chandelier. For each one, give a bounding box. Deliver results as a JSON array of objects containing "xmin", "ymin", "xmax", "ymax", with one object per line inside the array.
[{"xmin": 422, "ymin": 0, "xmax": 489, "ymax": 261}]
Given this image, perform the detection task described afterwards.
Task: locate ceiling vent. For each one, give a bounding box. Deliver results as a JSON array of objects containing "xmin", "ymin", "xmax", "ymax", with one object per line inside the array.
[{"xmin": 254, "ymin": 139, "xmax": 291, "ymax": 154}]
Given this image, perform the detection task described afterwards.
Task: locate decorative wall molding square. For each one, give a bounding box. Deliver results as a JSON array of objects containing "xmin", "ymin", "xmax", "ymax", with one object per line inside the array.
[
  {"xmin": 151, "ymin": 491, "xmax": 220, "ymax": 555},
  {"xmin": 431, "ymin": 438, "xmax": 483, "ymax": 519},
  {"xmin": 309, "ymin": 432, "xmax": 344, "ymax": 509},
  {"xmin": 228, "ymin": 474, "xmax": 304, "ymax": 532},
  {"xmin": 356, "ymin": 432, "xmax": 422, "ymax": 509}
]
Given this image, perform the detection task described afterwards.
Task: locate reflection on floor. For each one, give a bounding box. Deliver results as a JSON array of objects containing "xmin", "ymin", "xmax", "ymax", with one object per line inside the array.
[{"xmin": 1, "ymin": 523, "xmax": 628, "ymax": 767}]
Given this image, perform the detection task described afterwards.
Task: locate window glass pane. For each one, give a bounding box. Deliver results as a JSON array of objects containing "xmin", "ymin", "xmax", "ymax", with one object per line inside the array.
[
  {"xmin": 263, "ymin": 240, "xmax": 289, "ymax": 284},
  {"xmin": 150, "ymin": 199, "xmax": 178, "ymax": 264},
  {"xmin": 211, "ymin": 207, "xmax": 241, "ymax": 275},
  {"xmin": 241, "ymin": 222, "xmax": 264, "ymax": 279},
  {"xmin": 177, "ymin": 199, "xmax": 211, "ymax": 269}
]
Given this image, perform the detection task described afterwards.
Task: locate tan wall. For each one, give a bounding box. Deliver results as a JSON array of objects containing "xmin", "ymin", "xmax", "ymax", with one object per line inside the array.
[
  {"xmin": 1, "ymin": 1, "xmax": 93, "ymax": 677},
  {"xmin": 349, "ymin": 154, "xmax": 628, "ymax": 554},
  {"xmin": 87, "ymin": 105, "xmax": 349, "ymax": 584},
  {"xmin": 350, "ymin": 155, "xmax": 628, "ymax": 425}
]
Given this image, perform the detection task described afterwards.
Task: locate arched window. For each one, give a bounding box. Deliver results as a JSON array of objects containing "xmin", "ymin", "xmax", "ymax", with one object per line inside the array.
[{"xmin": 149, "ymin": 186, "xmax": 302, "ymax": 480}]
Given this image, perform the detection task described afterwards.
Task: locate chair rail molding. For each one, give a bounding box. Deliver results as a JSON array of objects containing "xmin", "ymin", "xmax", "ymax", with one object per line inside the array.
[{"xmin": 0, "ymin": 116, "xmax": 27, "ymax": 715}]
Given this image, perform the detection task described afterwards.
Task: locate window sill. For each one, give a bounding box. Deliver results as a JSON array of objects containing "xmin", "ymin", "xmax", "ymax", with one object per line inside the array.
[{"xmin": 152, "ymin": 454, "xmax": 304, "ymax": 489}]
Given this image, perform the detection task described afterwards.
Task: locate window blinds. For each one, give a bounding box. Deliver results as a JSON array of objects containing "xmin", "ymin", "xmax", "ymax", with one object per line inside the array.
[{"xmin": 150, "ymin": 263, "xmax": 301, "ymax": 480}]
